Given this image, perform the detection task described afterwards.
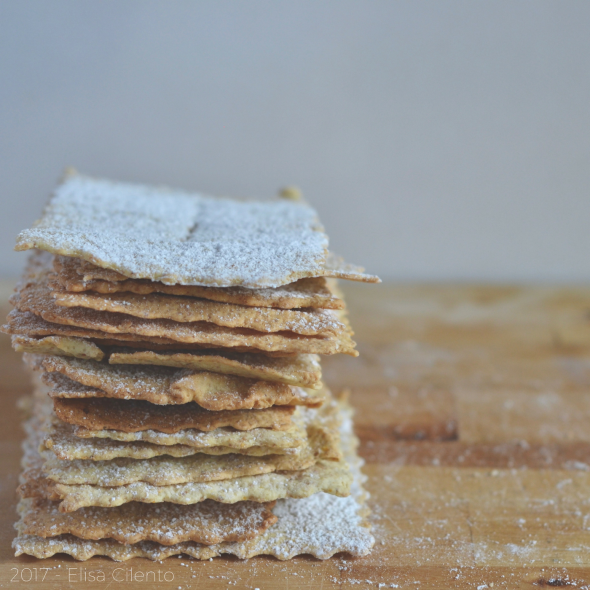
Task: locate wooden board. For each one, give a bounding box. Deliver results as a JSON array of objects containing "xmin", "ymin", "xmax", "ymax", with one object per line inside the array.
[{"xmin": 1, "ymin": 281, "xmax": 590, "ymax": 588}]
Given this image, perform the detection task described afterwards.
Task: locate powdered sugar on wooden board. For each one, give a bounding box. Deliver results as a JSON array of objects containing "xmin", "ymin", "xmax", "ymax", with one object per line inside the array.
[{"xmin": 15, "ymin": 174, "xmax": 329, "ymax": 288}]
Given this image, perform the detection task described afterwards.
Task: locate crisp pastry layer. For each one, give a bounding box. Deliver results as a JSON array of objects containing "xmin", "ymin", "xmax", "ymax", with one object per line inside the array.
[
  {"xmin": 18, "ymin": 498, "xmax": 277, "ymax": 546},
  {"xmin": 13, "ymin": 335, "xmax": 323, "ymax": 387},
  {"xmin": 20, "ymin": 398, "xmax": 347, "ymax": 512},
  {"xmin": 44, "ymin": 420, "xmax": 297, "ymax": 461},
  {"xmin": 33, "ymin": 353, "xmax": 323, "ymax": 409},
  {"xmin": 50, "ymin": 285, "xmax": 345, "ymax": 336},
  {"xmin": 11, "ymin": 269, "xmax": 358, "ymax": 356},
  {"xmin": 14, "ymin": 173, "xmax": 378, "ymax": 288},
  {"xmin": 52, "ymin": 255, "xmax": 346, "ymax": 310},
  {"xmin": 14, "ymin": 398, "xmax": 374, "ymax": 560},
  {"xmin": 52, "ymin": 397, "xmax": 294, "ymax": 433}
]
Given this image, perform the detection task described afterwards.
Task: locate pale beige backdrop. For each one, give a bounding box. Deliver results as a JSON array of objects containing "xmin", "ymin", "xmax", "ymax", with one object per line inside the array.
[{"xmin": 1, "ymin": 0, "xmax": 589, "ymax": 282}]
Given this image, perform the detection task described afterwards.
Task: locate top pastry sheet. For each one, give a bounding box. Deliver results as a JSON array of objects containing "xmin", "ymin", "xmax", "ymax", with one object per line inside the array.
[{"xmin": 15, "ymin": 173, "xmax": 378, "ymax": 288}]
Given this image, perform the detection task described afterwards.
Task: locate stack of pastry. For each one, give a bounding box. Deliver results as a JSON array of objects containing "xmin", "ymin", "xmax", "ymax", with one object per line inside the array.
[{"xmin": 3, "ymin": 171, "xmax": 379, "ymax": 561}]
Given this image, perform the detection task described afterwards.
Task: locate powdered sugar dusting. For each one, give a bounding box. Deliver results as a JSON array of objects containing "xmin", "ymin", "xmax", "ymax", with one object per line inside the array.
[{"xmin": 15, "ymin": 174, "xmax": 329, "ymax": 288}]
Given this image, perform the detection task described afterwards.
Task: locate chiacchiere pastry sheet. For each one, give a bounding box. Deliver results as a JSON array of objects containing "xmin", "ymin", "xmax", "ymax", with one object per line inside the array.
[
  {"xmin": 109, "ymin": 349, "xmax": 323, "ymax": 388},
  {"xmin": 13, "ymin": 335, "xmax": 324, "ymax": 388},
  {"xmin": 10, "ymin": 269, "xmax": 358, "ymax": 356},
  {"xmin": 51, "ymin": 280, "xmax": 346, "ymax": 337},
  {"xmin": 52, "ymin": 397, "xmax": 295, "ymax": 433},
  {"xmin": 32, "ymin": 386, "xmax": 301, "ymax": 462},
  {"xmin": 4, "ymin": 308, "xmax": 306, "ymax": 356},
  {"xmin": 36, "ymin": 422, "xmax": 339, "ymax": 488},
  {"xmin": 32, "ymin": 353, "xmax": 325, "ymax": 409},
  {"xmin": 21, "ymin": 398, "xmax": 349, "ymax": 512},
  {"xmin": 71, "ymin": 248, "xmax": 379, "ymax": 288},
  {"xmin": 14, "ymin": 172, "xmax": 379, "ymax": 288},
  {"xmin": 30, "ymin": 377, "xmax": 324, "ymax": 458},
  {"xmin": 55, "ymin": 399, "xmax": 339, "ymax": 455},
  {"xmin": 12, "ymin": 334, "xmax": 106, "ymax": 361},
  {"xmin": 14, "ymin": 398, "xmax": 374, "ymax": 561},
  {"xmin": 44, "ymin": 419, "xmax": 297, "ymax": 461},
  {"xmin": 38, "ymin": 447, "xmax": 318, "ymax": 487},
  {"xmin": 45, "ymin": 406, "xmax": 310, "ymax": 451},
  {"xmin": 34, "ymin": 399, "xmax": 341, "ymax": 488},
  {"xmin": 17, "ymin": 498, "xmax": 277, "ymax": 546},
  {"xmin": 52, "ymin": 254, "xmax": 346, "ymax": 310},
  {"xmin": 16, "ymin": 398, "xmax": 278, "ymax": 546},
  {"xmin": 43, "ymin": 367, "xmax": 323, "ymax": 413}
]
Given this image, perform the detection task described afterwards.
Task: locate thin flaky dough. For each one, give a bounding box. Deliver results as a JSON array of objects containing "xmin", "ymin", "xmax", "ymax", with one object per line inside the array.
[
  {"xmin": 39, "ymin": 401, "xmax": 341, "ymax": 487},
  {"xmin": 13, "ymin": 333, "xmax": 322, "ymax": 388},
  {"xmin": 43, "ymin": 420, "xmax": 296, "ymax": 461},
  {"xmin": 11, "ymin": 334, "xmax": 105, "ymax": 361},
  {"xmin": 13, "ymin": 272, "xmax": 358, "ymax": 356},
  {"xmin": 43, "ymin": 372, "xmax": 325, "ymax": 415},
  {"xmin": 14, "ymin": 400, "xmax": 374, "ymax": 560},
  {"xmin": 39, "ymin": 448, "xmax": 318, "ymax": 487},
  {"xmin": 70, "ymin": 249, "xmax": 380, "ymax": 287},
  {"xmin": 3, "ymin": 309, "xmax": 193, "ymax": 347},
  {"xmin": 3, "ymin": 309, "xmax": 298, "ymax": 356},
  {"xmin": 52, "ymin": 397, "xmax": 295, "ymax": 433},
  {"xmin": 37, "ymin": 354, "xmax": 325, "ymax": 409},
  {"xmin": 65, "ymin": 420, "xmax": 307, "ymax": 449},
  {"xmin": 76, "ymin": 258, "xmax": 129, "ymax": 281},
  {"xmin": 51, "ymin": 287, "xmax": 346, "ymax": 336},
  {"xmin": 15, "ymin": 172, "xmax": 329, "ymax": 289},
  {"xmin": 40, "ymin": 401, "xmax": 314, "ymax": 453},
  {"xmin": 67, "ymin": 398, "xmax": 338, "ymax": 453},
  {"xmin": 26, "ymin": 447, "xmax": 351, "ymax": 512},
  {"xmin": 15, "ymin": 173, "xmax": 378, "ymax": 287},
  {"xmin": 18, "ymin": 498, "xmax": 277, "ymax": 546},
  {"xmin": 19, "ymin": 389, "xmax": 330, "ymax": 499},
  {"xmin": 53, "ymin": 255, "xmax": 345, "ymax": 310},
  {"xmin": 20, "ymin": 388, "xmax": 296, "ymax": 461},
  {"xmin": 20, "ymin": 426, "xmax": 347, "ymax": 514},
  {"xmin": 108, "ymin": 349, "xmax": 322, "ymax": 389}
]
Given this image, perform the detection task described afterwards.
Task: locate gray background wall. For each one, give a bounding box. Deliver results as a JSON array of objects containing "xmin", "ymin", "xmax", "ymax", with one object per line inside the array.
[{"xmin": 1, "ymin": 1, "xmax": 589, "ymax": 282}]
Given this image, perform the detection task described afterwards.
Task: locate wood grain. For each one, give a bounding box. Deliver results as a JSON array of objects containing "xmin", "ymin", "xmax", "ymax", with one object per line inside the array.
[{"xmin": 2, "ymin": 281, "xmax": 590, "ymax": 588}]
